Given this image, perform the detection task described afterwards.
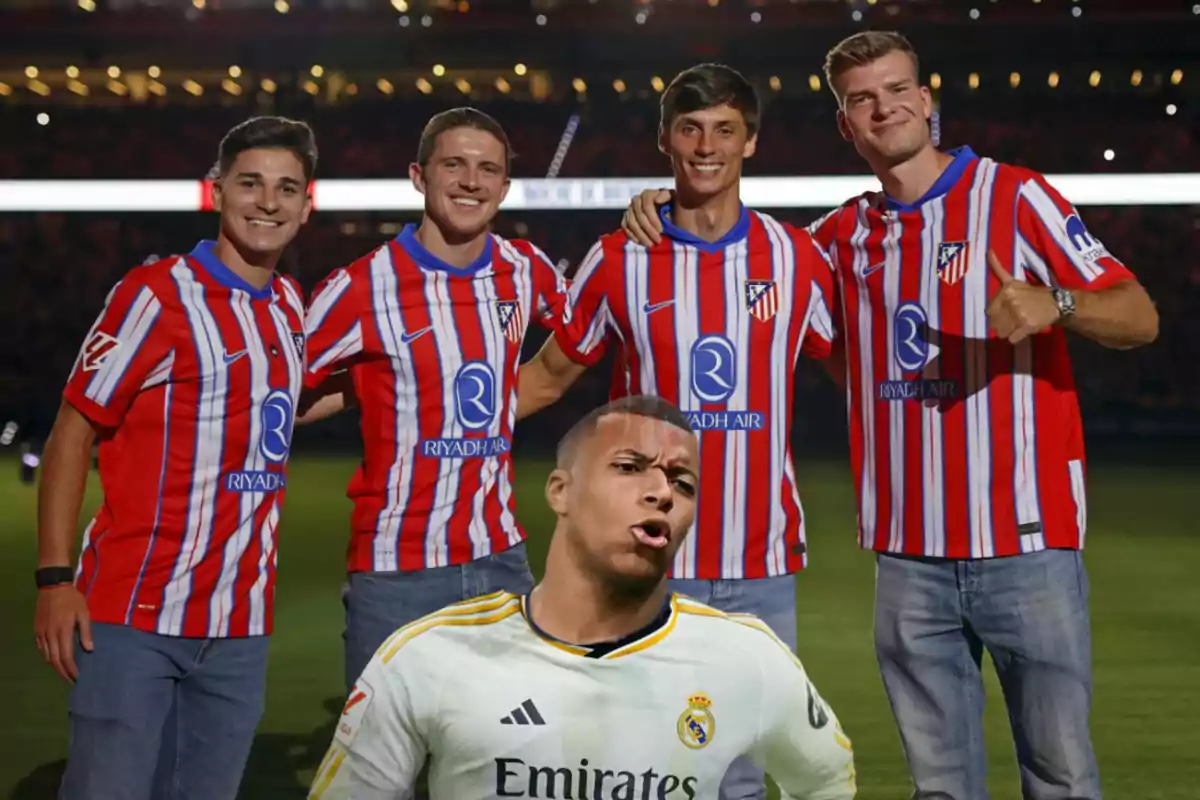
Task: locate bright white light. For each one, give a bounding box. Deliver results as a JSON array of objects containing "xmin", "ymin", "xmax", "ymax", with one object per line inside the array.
[
  {"xmin": 1072, "ymin": 6, "xmax": 1082, "ymax": 16},
  {"xmin": 1103, "ymin": 149, "xmax": 1115, "ymax": 161},
  {"xmin": 535, "ymin": 13, "xmax": 546, "ymax": 25},
  {"xmin": 969, "ymin": 8, "xmax": 980, "ymax": 19},
  {"xmin": 1167, "ymin": 104, "xmax": 1178, "ymax": 115},
  {"xmin": 635, "ymin": 10, "xmax": 646, "ymax": 23},
  {"xmin": 750, "ymin": 11, "xmax": 761, "ymax": 22},
  {"xmin": 36, "ymin": 113, "xmax": 49, "ymax": 126},
  {"xmin": 851, "ymin": 9, "xmax": 862, "ymax": 21}
]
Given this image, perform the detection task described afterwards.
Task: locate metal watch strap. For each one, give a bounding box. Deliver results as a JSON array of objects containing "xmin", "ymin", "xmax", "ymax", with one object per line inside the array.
[
  {"xmin": 35, "ymin": 566, "xmax": 75, "ymax": 589},
  {"xmin": 1053, "ymin": 287, "xmax": 1077, "ymax": 319}
]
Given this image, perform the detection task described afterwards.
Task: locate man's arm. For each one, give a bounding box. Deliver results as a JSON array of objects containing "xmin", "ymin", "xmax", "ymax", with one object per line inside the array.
[
  {"xmin": 302, "ymin": 266, "xmax": 366, "ymax": 422},
  {"xmin": 516, "ymin": 239, "xmax": 613, "ymax": 420},
  {"xmin": 34, "ymin": 401, "xmax": 98, "ymax": 684},
  {"xmin": 998, "ymin": 175, "xmax": 1159, "ymax": 348},
  {"xmin": 749, "ymin": 628, "xmax": 856, "ymax": 799},
  {"xmin": 796, "ymin": 230, "xmax": 847, "ymax": 392},
  {"xmin": 516, "ymin": 336, "xmax": 590, "ymax": 420},
  {"xmin": 309, "ymin": 656, "xmax": 428, "ymax": 798}
]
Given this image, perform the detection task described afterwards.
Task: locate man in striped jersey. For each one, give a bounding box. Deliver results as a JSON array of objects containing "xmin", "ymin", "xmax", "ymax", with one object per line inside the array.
[
  {"xmin": 516, "ymin": 64, "xmax": 838, "ymax": 800},
  {"xmin": 34, "ymin": 116, "xmax": 315, "ymax": 799},
  {"xmin": 298, "ymin": 107, "xmax": 568, "ymax": 694},
  {"xmin": 621, "ymin": 31, "xmax": 1160, "ymax": 800},
  {"xmin": 309, "ymin": 396, "xmax": 856, "ymax": 800}
]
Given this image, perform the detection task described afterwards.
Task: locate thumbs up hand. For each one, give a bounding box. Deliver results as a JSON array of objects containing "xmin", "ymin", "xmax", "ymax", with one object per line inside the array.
[{"xmin": 985, "ymin": 250, "xmax": 1061, "ymax": 344}]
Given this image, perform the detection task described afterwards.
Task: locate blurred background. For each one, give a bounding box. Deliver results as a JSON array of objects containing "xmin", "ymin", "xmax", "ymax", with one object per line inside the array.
[{"xmin": 0, "ymin": 1, "xmax": 1197, "ymax": 798}]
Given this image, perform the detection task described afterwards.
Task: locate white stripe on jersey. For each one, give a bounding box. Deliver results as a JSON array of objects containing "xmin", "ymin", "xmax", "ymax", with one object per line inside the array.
[
  {"xmin": 369, "ymin": 247, "xmax": 417, "ymax": 572},
  {"xmin": 669, "ymin": 243, "xmax": 699, "ymax": 578},
  {"xmin": 210, "ymin": 293, "xmax": 271, "ymax": 638},
  {"xmin": 1068, "ymin": 458, "xmax": 1087, "ymax": 546},
  {"xmin": 490, "ymin": 240, "xmax": 531, "ymax": 550},
  {"xmin": 850, "ymin": 203, "xmax": 878, "ymax": 549},
  {"xmin": 760, "ymin": 215, "xmax": 800, "ymax": 575},
  {"xmin": 566, "ymin": 242, "xmax": 612, "ymax": 356},
  {"xmin": 881, "ymin": 211, "xmax": 907, "ymax": 553},
  {"xmin": 74, "ymin": 519, "xmax": 97, "ymax": 580},
  {"xmin": 623, "ymin": 242, "xmax": 656, "ymax": 397},
  {"xmin": 140, "ymin": 351, "xmax": 175, "ymax": 391},
  {"xmin": 306, "ymin": 269, "xmax": 353, "ymax": 332},
  {"xmin": 1017, "ymin": 234, "xmax": 1054, "ymax": 287},
  {"xmin": 123, "ymin": 382, "xmax": 175, "ymax": 625},
  {"xmin": 919, "ymin": 198, "xmax": 947, "ymax": 557},
  {"xmin": 1018, "ymin": 180, "xmax": 1103, "ymax": 282},
  {"xmin": 424, "ymin": 270, "xmax": 464, "ymax": 568},
  {"xmin": 720, "ymin": 237, "xmax": 749, "ymax": 579},
  {"xmin": 250, "ymin": 502, "xmax": 280, "ymax": 636},
  {"xmin": 964, "ymin": 161, "xmax": 998, "ymax": 559},
  {"xmin": 86, "ymin": 286, "xmax": 162, "ymax": 406},
  {"xmin": 160, "ymin": 262, "xmax": 228, "ymax": 637},
  {"xmin": 1007, "ymin": 214, "xmax": 1043, "ymax": 555}
]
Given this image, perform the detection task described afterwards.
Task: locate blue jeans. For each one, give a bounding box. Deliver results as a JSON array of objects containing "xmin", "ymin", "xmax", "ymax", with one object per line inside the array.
[
  {"xmin": 59, "ymin": 622, "xmax": 269, "ymax": 800},
  {"xmin": 669, "ymin": 574, "xmax": 798, "ymax": 800},
  {"xmin": 875, "ymin": 549, "xmax": 1100, "ymax": 800},
  {"xmin": 342, "ymin": 542, "xmax": 535, "ymax": 694}
]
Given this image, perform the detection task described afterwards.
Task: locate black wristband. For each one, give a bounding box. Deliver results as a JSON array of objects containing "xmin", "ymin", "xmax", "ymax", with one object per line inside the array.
[{"xmin": 35, "ymin": 566, "xmax": 75, "ymax": 589}]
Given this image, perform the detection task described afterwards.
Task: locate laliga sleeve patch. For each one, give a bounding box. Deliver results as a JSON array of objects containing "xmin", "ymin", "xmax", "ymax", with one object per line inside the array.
[
  {"xmin": 82, "ymin": 331, "xmax": 122, "ymax": 373},
  {"xmin": 336, "ymin": 679, "xmax": 376, "ymax": 748}
]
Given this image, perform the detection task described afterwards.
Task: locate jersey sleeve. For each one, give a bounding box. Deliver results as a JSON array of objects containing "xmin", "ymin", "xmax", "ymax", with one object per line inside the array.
[
  {"xmin": 63, "ymin": 273, "xmax": 174, "ymax": 429},
  {"xmin": 797, "ymin": 232, "xmax": 841, "ymax": 359},
  {"xmin": 748, "ymin": 625, "xmax": 857, "ymax": 800},
  {"xmin": 308, "ymin": 649, "xmax": 429, "ymax": 799},
  {"xmin": 1015, "ymin": 174, "xmax": 1136, "ymax": 291},
  {"xmin": 511, "ymin": 239, "xmax": 570, "ymax": 330},
  {"xmin": 304, "ymin": 266, "xmax": 365, "ymax": 390},
  {"xmin": 552, "ymin": 239, "xmax": 613, "ymax": 366}
]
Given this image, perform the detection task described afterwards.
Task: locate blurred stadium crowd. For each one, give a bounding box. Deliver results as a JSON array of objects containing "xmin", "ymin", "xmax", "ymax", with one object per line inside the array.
[{"xmin": 0, "ymin": 94, "xmax": 1194, "ymax": 450}]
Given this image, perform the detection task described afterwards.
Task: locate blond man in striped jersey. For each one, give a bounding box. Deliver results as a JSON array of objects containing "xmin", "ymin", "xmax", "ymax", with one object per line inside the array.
[{"xmin": 309, "ymin": 395, "xmax": 856, "ymax": 800}]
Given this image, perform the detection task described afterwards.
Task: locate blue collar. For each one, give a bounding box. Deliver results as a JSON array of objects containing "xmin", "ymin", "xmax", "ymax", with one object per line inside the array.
[
  {"xmin": 188, "ymin": 240, "xmax": 273, "ymax": 300},
  {"xmin": 884, "ymin": 146, "xmax": 978, "ymax": 213},
  {"xmin": 397, "ymin": 224, "xmax": 493, "ymax": 276},
  {"xmin": 658, "ymin": 203, "xmax": 751, "ymax": 253}
]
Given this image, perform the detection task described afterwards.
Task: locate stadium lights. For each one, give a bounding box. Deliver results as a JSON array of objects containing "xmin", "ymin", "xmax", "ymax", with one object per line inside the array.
[
  {"xmin": 274, "ymin": 0, "xmax": 289, "ymax": 12},
  {"xmin": 768, "ymin": 76, "xmax": 781, "ymax": 92},
  {"xmin": 432, "ymin": 64, "xmax": 446, "ymax": 77},
  {"xmin": 0, "ymin": 174, "xmax": 1197, "ymax": 213},
  {"xmin": 78, "ymin": 0, "xmax": 96, "ymax": 10},
  {"xmin": 36, "ymin": 113, "xmax": 49, "ymax": 127},
  {"xmin": 0, "ymin": 83, "xmax": 10, "ymax": 97},
  {"xmin": 148, "ymin": 65, "xmax": 161, "ymax": 78},
  {"xmin": 66, "ymin": 66, "xmax": 80, "ymax": 78},
  {"xmin": 514, "ymin": 63, "xmax": 527, "ymax": 76}
]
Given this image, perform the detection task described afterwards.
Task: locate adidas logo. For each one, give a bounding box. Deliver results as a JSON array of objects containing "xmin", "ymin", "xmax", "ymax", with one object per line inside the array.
[{"xmin": 500, "ymin": 698, "xmax": 546, "ymax": 726}]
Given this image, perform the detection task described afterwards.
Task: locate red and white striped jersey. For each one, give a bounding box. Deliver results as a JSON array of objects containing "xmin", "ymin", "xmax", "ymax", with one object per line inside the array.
[
  {"xmin": 807, "ymin": 146, "xmax": 1135, "ymax": 559},
  {"xmin": 555, "ymin": 208, "xmax": 837, "ymax": 580},
  {"xmin": 63, "ymin": 241, "xmax": 306, "ymax": 638},
  {"xmin": 304, "ymin": 225, "xmax": 567, "ymax": 573}
]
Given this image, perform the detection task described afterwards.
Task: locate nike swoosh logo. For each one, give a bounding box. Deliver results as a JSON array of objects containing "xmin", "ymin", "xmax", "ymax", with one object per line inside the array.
[
  {"xmin": 401, "ymin": 327, "xmax": 432, "ymax": 344},
  {"xmin": 223, "ymin": 350, "xmax": 247, "ymax": 364},
  {"xmin": 643, "ymin": 299, "xmax": 675, "ymax": 315},
  {"xmin": 862, "ymin": 262, "xmax": 885, "ymax": 277}
]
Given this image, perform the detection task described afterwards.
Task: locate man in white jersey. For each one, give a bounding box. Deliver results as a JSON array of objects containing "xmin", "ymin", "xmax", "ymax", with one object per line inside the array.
[{"xmin": 308, "ymin": 395, "xmax": 856, "ymax": 800}]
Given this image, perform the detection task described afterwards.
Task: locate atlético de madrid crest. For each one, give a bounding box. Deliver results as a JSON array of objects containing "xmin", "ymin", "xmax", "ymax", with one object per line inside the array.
[
  {"xmin": 937, "ymin": 241, "xmax": 971, "ymax": 285},
  {"xmin": 744, "ymin": 280, "xmax": 778, "ymax": 322},
  {"xmin": 496, "ymin": 300, "xmax": 524, "ymax": 344}
]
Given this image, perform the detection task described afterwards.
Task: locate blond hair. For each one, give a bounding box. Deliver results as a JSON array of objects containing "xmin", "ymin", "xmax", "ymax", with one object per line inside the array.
[{"xmin": 823, "ymin": 30, "xmax": 920, "ymax": 103}]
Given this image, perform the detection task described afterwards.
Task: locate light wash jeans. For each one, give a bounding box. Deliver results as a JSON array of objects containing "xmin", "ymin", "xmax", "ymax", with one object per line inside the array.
[
  {"xmin": 874, "ymin": 548, "xmax": 1101, "ymax": 800},
  {"xmin": 669, "ymin": 574, "xmax": 798, "ymax": 800},
  {"xmin": 59, "ymin": 622, "xmax": 269, "ymax": 800},
  {"xmin": 341, "ymin": 542, "xmax": 535, "ymax": 695}
]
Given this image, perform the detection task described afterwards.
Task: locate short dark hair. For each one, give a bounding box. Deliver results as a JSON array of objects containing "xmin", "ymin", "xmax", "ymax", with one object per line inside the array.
[
  {"xmin": 660, "ymin": 63, "xmax": 761, "ymax": 137},
  {"xmin": 217, "ymin": 116, "xmax": 318, "ymax": 182},
  {"xmin": 416, "ymin": 107, "xmax": 515, "ymax": 175},
  {"xmin": 823, "ymin": 30, "xmax": 920, "ymax": 104},
  {"xmin": 556, "ymin": 396, "xmax": 694, "ymax": 467}
]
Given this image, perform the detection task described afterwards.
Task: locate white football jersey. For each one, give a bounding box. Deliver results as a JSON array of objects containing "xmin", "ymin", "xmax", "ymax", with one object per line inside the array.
[{"xmin": 309, "ymin": 590, "xmax": 856, "ymax": 800}]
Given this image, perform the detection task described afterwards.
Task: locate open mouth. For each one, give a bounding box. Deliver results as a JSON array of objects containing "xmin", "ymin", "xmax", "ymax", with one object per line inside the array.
[
  {"xmin": 690, "ymin": 163, "xmax": 723, "ymax": 174},
  {"xmin": 631, "ymin": 518, "xmax": 671, "ymax": 550},
  {"xmin": 247, "ymin": 219, "xmax": 283, "ymax": 228},
  {"xmin": 451, "ymin": 197, "xmax": 483, "ymax": 208}
]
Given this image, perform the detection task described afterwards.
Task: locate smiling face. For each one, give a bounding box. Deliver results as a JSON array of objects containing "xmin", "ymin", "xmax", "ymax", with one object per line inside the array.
[
  {"xmin": 834, "ymin": 49, "xmax": 934, "ymax": 168},
  {"xmin": 546, "ymin": 412, "xmax": 699, "ymax": 593},
  {"xmin": 659, "ymin": 103, "xmax": 757, "ymax": 203},
  {"xmin": 409, "ymin": 125, "xmax": 510, "ymax": 243},
  {"xmin": 212, "ymin": 147, "xmax": 311, "ymax": 257}
]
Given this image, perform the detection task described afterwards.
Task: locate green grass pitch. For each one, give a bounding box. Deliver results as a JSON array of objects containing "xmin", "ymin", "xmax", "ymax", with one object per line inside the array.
[{"xmin": 1, "ymin": 454, "xmax": 1197, "ymax": 799}]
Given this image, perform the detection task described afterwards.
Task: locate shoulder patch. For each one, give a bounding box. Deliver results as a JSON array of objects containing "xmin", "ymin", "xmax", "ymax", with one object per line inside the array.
[{"xmin": 335, "ymin": 679, "xmax": 376, "ymax": 749}]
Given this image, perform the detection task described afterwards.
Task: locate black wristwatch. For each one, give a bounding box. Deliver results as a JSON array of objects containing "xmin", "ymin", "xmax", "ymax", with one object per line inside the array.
[
  {"xmin": 1052, "ymin": 287, "xmax": 1077, "ymax": 321},
  {"xmin": 35, "ymin": 566, "xmax": 75, "ymax": 589}
]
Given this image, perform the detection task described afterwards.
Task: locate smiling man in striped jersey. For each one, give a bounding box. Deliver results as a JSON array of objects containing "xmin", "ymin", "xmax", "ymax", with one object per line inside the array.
[
  {"xmin": 620, "ymin": 31, "xmax": 1159, "ymax": 800},
  {"xmin": 34, "ymin": 116, "xmax": 314, "ymax": 800},
  {"xmin": 298, "ymin": 107, "xmax": 568, "ymax": 696}
]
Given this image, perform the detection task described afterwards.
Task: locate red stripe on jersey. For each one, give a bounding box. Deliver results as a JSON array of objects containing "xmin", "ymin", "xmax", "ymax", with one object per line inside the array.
[
  {"xmin": 306, "ymin": 229, "xmax": 567, "ymax": 573},
  {"xmin": 818, "ymin": 148, "xmax": 1136, "ymax": 560},
  {"xmin": 65, "ymin": 246, "xmax": 304, "ymax": 638}
]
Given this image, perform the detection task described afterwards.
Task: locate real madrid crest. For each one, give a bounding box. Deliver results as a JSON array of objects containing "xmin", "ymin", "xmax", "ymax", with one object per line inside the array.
[{"xmin": 676, "ymin": 692, "xmax": 715, "ymax": 749}]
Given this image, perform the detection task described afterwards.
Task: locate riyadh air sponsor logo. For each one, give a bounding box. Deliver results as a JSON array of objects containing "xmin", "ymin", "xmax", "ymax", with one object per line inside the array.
[{"xmin": 494, "ymin": 758, "xmax": 698, "ymax": 799}]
